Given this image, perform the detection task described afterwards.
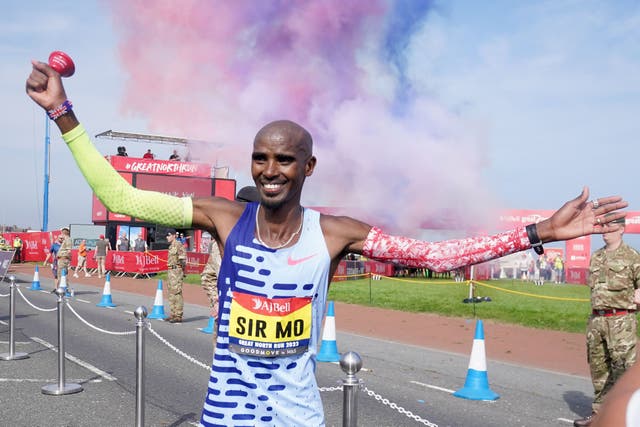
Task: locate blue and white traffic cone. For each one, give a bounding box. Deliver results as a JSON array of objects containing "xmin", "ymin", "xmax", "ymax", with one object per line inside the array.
[
  {"xmin": 30, "ymin": 265, "xmax": 42, "ymax": 291},
  {"xmin": 317, "ymin": 301, "xmax": 340, "ymax": 362},
  {"xmin": 200, "ymin": 316, "xmax": 215, "ymax": 334},
  {"xmin": 147, "ymin": 279, "xmax": 168, "ymax": 320},
  {"xmin": 96, "ymin": 273, "xmax": 116, "ymax": 308},
  {"xmin": 453, "ymin": 319, "xmax": 500, "ymax": 401},
  {"xmin": 59, "ymin": 268, "xmax": 72, "ymax": 297}
]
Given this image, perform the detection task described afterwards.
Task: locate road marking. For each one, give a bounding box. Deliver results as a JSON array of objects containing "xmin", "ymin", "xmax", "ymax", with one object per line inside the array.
[
  {"xmin": 124, "ymin": 310, "xmax": 133, "ymax": 315},
  {"xmin": 0, "ymin": 320, "xmax": 7, "ymax": 326},
  {"xmin": 0, "ymin": 340, "xmax": 31, "ymax": 345},
  {"xmin": 410, "ymin": 380, "xmax": 454, "ymax": 394},
  {"xmin": 0, "ymin": 378, "xmax": 102, "ymax": 383},
  {"xmin": 31, "ymin": 336, "xmax": 117, "ymax": 381},
  {"xmin": 76, "ymin": 298, "xmax": 91, "ymax": 304},
  {"xmin": 557, "ymin": 418, "xmax": 574, "ymax": 424}
]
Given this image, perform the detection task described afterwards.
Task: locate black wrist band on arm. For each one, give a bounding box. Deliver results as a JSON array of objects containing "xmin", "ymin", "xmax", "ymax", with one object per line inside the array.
[{"xmin": 525, "ymin": 224, "xmax": 544, "ymax": 255}]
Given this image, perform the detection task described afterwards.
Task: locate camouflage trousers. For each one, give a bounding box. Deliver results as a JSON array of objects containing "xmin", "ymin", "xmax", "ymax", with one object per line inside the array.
[
  {"xmin": 586, "ymin": 312, "xmax": 637, "ymax": 411},
  {"xmin": 57, "ymin": 258, "xmax": 71, "ymax": 284},
  {"xmin": 167, "ymin": 268, "xmax": 184, "ymax": 319},
  {"xmin": 201, "ymin": 253, "xmax": 220, "ymax": 318}
]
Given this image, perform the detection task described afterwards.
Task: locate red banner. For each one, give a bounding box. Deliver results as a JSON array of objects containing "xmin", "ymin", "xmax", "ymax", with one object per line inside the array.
[
  {"xmin": 2, "ymin": 231, "xmax": 60, "ymax": 262},
  {"xmin": 108, "ymin": 250, "xmax": 166, "ymax": 273},
  {"xmin": 70, "ymin": 250, "xmax": 207, "ymax": 275},
  {"xmin": 565, "ymin": 236, "xmax": 591, "ymax": 270},
  {"xmin": 495, "ymin": 209, "xmax": 556, "ymax": 230},
  {"xmin": 364, "ymin": 260, "xmax": 395, "ymax": 276},
  {"xmin": 109, "ymin": 156, "xmax": 212, "ymax": 177},
  {"xmin": 565, "ymin": 268, "xmax": 588, "ymax": 285},
  {"xmin": 185, "ymin": 252, "xmax": 209, "ymax": 275}
]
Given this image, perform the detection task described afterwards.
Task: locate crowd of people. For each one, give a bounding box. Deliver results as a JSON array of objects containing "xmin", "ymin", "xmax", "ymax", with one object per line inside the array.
[
  {"xmin": 517, "ymin": 252, "xmax": 565, "ymax": 284},
  {"xmin": 116, "ymin": 146, "xmax": 184, "ymax": 161}
]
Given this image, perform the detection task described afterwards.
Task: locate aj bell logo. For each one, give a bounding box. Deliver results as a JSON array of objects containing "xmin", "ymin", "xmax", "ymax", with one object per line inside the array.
[
  {"xmin": 135, "ymin": 254, "xmax": 159, "ymax": 266},
  {"xmin": 252, "ymin": 298, "xmax": 291, "ymax": 313}
]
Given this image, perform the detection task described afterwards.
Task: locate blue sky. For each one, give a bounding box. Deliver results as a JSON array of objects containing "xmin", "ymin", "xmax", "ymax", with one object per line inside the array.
[{"xmin": 2, "ymin": 1, "xmax": 639, "ymax": 250}]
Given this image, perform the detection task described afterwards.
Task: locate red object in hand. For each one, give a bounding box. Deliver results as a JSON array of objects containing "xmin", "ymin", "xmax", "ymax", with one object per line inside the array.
[{"xmin": 48, "ymin": 51, "xmax": 75, "ymax": 77}]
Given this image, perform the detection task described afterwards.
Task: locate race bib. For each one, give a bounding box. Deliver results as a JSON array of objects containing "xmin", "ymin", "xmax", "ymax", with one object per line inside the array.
[{"xmin": 228, "ymin": 292, "xmax": 312, "ymax": 357}]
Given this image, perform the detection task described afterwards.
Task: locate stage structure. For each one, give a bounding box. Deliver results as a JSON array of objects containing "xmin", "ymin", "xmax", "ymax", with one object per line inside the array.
[{"xmin": 94, "ymin": 130, "xmax": 236, "ymax": 253}]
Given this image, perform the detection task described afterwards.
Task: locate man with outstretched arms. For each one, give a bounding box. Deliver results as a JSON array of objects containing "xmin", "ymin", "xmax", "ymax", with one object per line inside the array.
[{"xmin": 26, "ymin": 60, "xmax": 628, "ymax": 427}]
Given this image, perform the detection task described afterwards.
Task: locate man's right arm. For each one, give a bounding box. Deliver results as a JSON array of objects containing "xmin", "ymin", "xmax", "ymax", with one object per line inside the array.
[{"xmin": 27, "ymin": 61, "xmax": 194, "ymax": 228}]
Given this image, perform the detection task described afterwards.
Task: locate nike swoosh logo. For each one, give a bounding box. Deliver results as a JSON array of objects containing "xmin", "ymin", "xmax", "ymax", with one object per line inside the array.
[{"xmin": 287, "ymin": 253, "xmax": 318, "ymax": 266}]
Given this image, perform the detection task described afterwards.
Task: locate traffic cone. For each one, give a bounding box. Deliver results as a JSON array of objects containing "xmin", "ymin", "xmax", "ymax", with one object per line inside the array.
[
  {"xmin": 59, "ymin": 268, "xmax": 72, "ymax": 297},
  {"xmin": 147, "ymin": 279, "xmax": 168, "ymax": 320},
  {"xmin": 30, "ymin": 265, "xmax": 42, "ymax": 290},
  {"xmin": 200, "ymin": 316, "xmax": 215, "ymax": 334},
  {"xmin": 317, "ymin": 301, "xmax": 340, "ymax": 362},
  {"xmin": 96, "ymin": 273, "xmax": 116, "ymax": 308},
  {"xmin": 453, "ymin": 319, "xmax": 499, "ymax": 401}
]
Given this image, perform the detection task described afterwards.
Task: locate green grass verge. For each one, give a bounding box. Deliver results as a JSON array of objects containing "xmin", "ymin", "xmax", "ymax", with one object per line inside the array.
[
  {"xmin": 327, "ymin": 277, "xmax": 595, "ymax": 334},
  {"xmin": 172, "ymin": 273, "xmax": 632, "ymax": 334}
]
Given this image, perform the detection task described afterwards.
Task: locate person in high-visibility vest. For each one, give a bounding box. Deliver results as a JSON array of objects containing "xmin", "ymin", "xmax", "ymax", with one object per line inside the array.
[{"xmin": 12, "ymin": 236, "xmax": 23, "ymax": 263}]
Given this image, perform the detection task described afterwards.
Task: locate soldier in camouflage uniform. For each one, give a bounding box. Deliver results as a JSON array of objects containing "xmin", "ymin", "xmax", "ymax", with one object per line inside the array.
[
  {"xmin": 200, "ymin": 186, "xmax": 259, "ymax": 341},
  {"xmin": 201, "ymin": 239, "xmax": 221, "ymax": 334},
  {"xmin": 166, "ymin": 230, "xmax": 187, "ymax": 323},
  {"xmin": 56, "ymin": 227, "xmax": 73, "ymax": 287},
  {"xmin": 574, "ymin": 219, "xmax": 640, "ymax": 427}
]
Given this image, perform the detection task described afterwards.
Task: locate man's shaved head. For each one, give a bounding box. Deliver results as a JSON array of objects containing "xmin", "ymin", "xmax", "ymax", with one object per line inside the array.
[{"xmin": 254, "ymin": 120, "xmax": 313, "ymax": 158}]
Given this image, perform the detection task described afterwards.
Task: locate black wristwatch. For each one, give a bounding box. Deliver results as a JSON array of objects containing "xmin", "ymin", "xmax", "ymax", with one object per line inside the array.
[
  {"xmin": 525, "ymin": 224, "xmax": 544, "ymax": 255},
  {"xmin": 526, "ymin": 224, "xmax": 544, "ymax": 255}
]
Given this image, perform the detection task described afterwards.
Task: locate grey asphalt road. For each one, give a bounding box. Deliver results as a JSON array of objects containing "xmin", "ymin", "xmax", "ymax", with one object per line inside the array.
[{"xmin": 0, "ymin": 274, "xmax": 593, "ymax": 427}]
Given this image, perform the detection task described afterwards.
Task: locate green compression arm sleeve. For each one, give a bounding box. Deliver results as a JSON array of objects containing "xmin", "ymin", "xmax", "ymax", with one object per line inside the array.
[{"xmin": 62, "ymin": 124, "xmax": 193, "ymax": 228}]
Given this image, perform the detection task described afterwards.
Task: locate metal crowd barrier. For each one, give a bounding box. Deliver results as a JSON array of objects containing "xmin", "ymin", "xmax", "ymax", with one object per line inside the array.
[{"xmin": 0, "ymin": 275, "xmax": 438, "ymax": 426}]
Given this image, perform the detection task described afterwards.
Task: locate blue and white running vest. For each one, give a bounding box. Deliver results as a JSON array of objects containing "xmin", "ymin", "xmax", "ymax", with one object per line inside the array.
[{"xmin": 200, "ymin": 203, "xmax": 331, "ymax": 427}]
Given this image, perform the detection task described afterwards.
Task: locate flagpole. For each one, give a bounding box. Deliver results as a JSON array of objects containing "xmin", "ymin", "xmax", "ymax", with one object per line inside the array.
[{"xmin": 42, "ymin": 113, "xmax": 50, "ymax": 231}]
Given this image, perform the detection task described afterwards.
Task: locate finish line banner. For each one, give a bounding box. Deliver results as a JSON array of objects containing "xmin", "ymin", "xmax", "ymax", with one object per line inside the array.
[{"xmin": 0, "ymin": 250, "xmax": 14, "ymax": 277}]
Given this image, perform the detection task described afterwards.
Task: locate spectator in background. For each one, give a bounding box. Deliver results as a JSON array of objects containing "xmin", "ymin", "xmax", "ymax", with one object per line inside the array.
[
  {"xmin": 178, "ymin": 232, "xmax": 190, "ymax": 251},
  {"xmin": 166, "ymin": 230, "xmax": 187, "ymax": 323},
  {"xmin": 12, "ymin": 236, "xmax": 22, "ymax": 263},
  {"xmin": 554, "ymin": 255, "xmax": 564, "ymax": 284},
  {"xmin": 169, "ymin": 149, "xmax": 181, "ymax": 161},
  {"xmin": 43, "ymin": 235, "xmax": 62, "ymax": 280},
  {"xmin": 117, "ymin": 146, "xmax": 128, "ymax": 156},
  {"xmin": 94, "ymin": 234, "xmax": 111, "ymax": 279},
  {"xmin": 73, "ymin": 239, "xmax": 91, "ymax": 278},
  {"xmin": 534, "ymin": 255, "xmax": 544, "ymax": 286},
  {"xmin": 56, "ymin": 227, "xmax": 72, "ymax": 287},
  {"xmin": 544, "ymin": 255, "xmax": 553, "ymax": 281},
  {"xmin": 116, "ymin": 232, "xmax": 130, "ymax": 251},
  {"xmin": 133, "ymin": 233, "xmax": 148, "ymax": 252},
  {"xmin": 143, "ymin": 149, "xmax": 154, "ymax": 159}
]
